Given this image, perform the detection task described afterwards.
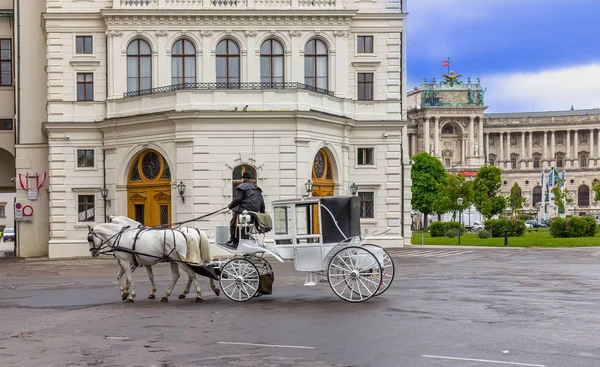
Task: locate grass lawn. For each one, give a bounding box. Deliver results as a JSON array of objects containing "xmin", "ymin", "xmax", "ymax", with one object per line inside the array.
[{"xmin": 411, "ymin": 228, "xmax": 600, "ymax": 248}]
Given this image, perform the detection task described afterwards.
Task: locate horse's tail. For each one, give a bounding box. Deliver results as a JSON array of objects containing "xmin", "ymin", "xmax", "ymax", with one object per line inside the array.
[{"xmin": 198, "ymin": 230, "xmax": 212, "ymax": 262}]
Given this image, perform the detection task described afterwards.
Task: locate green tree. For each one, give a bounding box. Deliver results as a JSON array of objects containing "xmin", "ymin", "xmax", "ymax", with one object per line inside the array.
[
  {"xmin": 592, "ymin": 179, "xmax": 600, "ymax": 202},
  {"xmin": 433, "ymin": 173, "xmax": 474, "ymax": 219},
  {"xmin": 411, "ymin": 152, "xmax": 446, "ymax": 229},
  {"xmin": 508, "ymin": 182, "xmax": 525, "ymax": 216},
  {"xmin": 550, "ymin": 177, "xmax": 573, "ymax": 214},
  {"xmin": 472, "ymin": 165, "xmax": 506, "ymax": 220}
]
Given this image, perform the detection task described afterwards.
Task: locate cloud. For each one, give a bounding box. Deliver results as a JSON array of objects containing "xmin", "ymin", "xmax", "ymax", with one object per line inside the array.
[{"xmin": 482, "ymin": 63, "xmax": 600, "ymax": 113}]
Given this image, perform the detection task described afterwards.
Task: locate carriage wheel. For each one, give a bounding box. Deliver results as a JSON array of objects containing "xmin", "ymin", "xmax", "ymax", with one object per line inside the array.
[
  {"xmin": 219, "ymin": 258, "xmax": 259, "ymax": 302},
  {"xmin": 327, "ymin": 246, "xmax": 382, "ymax": 303},
  {"xmin": 363, "ymin": 244, "xmax": 395, "ymax": 296},
  {"xmin": 253, "ymin": 256, "xmax": 273, "ymax": 276}
]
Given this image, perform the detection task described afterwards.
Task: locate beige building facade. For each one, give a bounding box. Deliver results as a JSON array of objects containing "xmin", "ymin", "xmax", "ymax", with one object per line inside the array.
[
  {"xmin": 2, "ymin": 0, "xmax": 412, "ymax": 258},
  {"xmin": 408, "ymin": 73, "xmax": 600, "ymax": 220}
]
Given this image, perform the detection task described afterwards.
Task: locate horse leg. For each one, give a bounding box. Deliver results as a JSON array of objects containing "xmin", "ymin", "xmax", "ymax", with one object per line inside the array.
[
  {"xmin": 178, "ymin": 264, "xmax": 203, "ymax": 302},
  {"xmin": 123, "ymin": 261, "xmax": 136, "ymax": 303},
  {"xmin": 178, "ymin": 276, "xmax": 193, "ymax": 299},
  {"xmin": 210, "ymin": 279, "xmax": 220, "ymax": 296},
  {"xmin": 161, "ymin": 262, "xmax": 180, "ymax": 302},
  {"xmin": 116, "ymin": 260, "xmax": 129, "ymax": 301},
  {"xmin": 145, "ymin": 265, "xmax": 157, "ymax": 299}
]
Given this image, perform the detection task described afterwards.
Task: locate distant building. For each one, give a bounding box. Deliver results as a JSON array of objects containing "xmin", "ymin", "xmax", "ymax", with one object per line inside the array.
[{"xmin": 408, "ymin": 72, "xmax": 600, "ymax": 220}]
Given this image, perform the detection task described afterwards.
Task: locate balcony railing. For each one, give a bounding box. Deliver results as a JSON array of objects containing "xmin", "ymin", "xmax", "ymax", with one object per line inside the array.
[
  {"xmin": 123, "ymin": 82, "xmax": 335, "ymax": 98},
  {"xmin": 116, "ymin": 0, "xmax": 339, "ymax": 9}
]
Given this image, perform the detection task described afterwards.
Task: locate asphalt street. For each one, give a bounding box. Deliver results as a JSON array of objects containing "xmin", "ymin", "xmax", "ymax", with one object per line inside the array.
[{"xmin": 1, "ymin": 246, "xmax": 600, "ymax": 367}]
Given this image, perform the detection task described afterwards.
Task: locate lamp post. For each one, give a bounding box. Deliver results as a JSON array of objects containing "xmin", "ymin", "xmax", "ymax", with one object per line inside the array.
[
  {"xmin": 457, "ymin": 197, "xmax": 464, "ymax": 244},
  {"xmin": 305, "ymin": 179, "xmax": 313, "ymax": 197},
  {"xmin": 100, "ymin": 186, "xmax": 109, "ymax": 222},
  {"xmin": 177, "ymin": 181, "xmax": 186, "ymax": 203},
  {"xmin": 350, "ymin": 182, "xmax": 358, "ymax": 196}
]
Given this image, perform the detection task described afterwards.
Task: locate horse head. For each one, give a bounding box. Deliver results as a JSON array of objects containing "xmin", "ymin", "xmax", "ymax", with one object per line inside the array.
[{"xmin": 87, "ymin": 223, "xmax": 130, "ymax": 257}]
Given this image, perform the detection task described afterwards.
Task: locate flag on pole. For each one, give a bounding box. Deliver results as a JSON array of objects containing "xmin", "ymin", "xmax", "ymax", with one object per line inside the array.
[{"xmin": 442, "ymin": 59, "xmax": 450, "ymax": 67}]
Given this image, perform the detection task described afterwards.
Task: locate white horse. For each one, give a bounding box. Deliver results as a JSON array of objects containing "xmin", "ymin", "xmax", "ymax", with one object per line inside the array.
[
  {"xmin": 88, "ymin": 222, "xmax": 206, "ymax": 303},
  {"xmin": 107, "ymin": 215, "xmax": 220, "ymax": 300}
]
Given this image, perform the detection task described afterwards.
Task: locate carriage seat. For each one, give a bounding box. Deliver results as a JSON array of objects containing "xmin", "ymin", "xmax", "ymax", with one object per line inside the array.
[{"xmin": 247, "ymin": 211, "xmax": 272, "ymax": 234}]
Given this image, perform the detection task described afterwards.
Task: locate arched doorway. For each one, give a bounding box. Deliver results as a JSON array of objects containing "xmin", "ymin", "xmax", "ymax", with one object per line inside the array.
[
  {"xmin": 311, "ymin": 148, "xmax": 335, "ymax": 197},
  {"xmin": 578, "ymin": 185, "xmax": 590, "ymax": 207},
  {"xmin": 127, "ymin": 149, "xmax": 172, "ymax": 227}
]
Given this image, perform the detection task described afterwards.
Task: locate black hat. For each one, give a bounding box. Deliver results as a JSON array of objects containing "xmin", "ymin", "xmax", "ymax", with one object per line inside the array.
[{"xmin": 242, "ymin": 171, "xmax": 253, "ymax": 179}]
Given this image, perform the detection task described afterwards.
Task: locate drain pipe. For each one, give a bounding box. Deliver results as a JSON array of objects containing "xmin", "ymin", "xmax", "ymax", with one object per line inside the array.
[{"xmin": 103, "ymin": 149, "xmax": 107, "ymax": 222}]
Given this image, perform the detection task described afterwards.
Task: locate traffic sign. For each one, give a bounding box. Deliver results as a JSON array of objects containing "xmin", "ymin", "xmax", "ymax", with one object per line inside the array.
[
  {"xmin": 23, "ymin": 205, "xmax": 33, "ymax": 217},
  {"xmin": 15, "ymin": 202, "xmax": 23, "ymax": 221}
]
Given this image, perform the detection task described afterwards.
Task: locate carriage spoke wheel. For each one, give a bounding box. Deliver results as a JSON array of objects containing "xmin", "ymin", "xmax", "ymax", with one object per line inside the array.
[
  {"xmin": 327, "ymin": 246, "xmax": 382, "ymax": 303},
  {"xmin": 363, "ymin": 244, "xmax": 395, "ymax": 296},
  {"xmin": 219, "ymin": 258, "xmax": 259, "ymax": 302}
]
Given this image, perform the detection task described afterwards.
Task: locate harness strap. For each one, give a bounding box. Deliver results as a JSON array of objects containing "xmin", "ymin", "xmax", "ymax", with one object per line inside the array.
[{"xmin": 130, "ymin": 228, "xmax": 145, "ymax": 267}]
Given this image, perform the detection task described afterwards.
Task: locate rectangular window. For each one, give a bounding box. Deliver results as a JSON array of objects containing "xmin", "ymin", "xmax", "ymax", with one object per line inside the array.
[
  {"xmin": 0, "ymin": 39, "xmax": 12, "ymax": 86},
  {"xmin": 357, "ymin": 36, "xmax": 374, "ymax": 54},
  {"xmin": 77, "ymin": 149, "xmax": 94, "ymax": 167},
  {"xmin": 76, "ymin": 36, "xmax": 93, "ymax": 54},
  {"xmin": 0, "ymin": 205, "xmax": 5, "ymax": 218},
  {"xmin": 0, "ymin": 119, "xmax": 12, "ymax": 130},
  {"xmin": 357, "ymin": 73, "xmax": 373, "ymax": 100},
  {"xmin": 556, "ymin": 154, "xmax": 563, "ymax": 168},
  {"xmin": 580, "ymin": 154, "xmax": 588, "ymax": 168},
  {"xmin": 358, "ymin": 192, "xmax": 374, "ymax": 218},
  {"xmin": 511, "ymin": 158, "xmax": 517, "ymax": 169},
  {"xmin": 77, "ymin": 195, "xmax": 95, "ymax": 222},
  {"xmin": 533, "ymin": 157, "xmax": 540, "ymax": 169},
  {"xmin": 77, "ymin": 73, "xmax": 93, "ymax": 101},
  {"xmin": 357, "ymin": 147, "xmax": 374, "ymax": 165}
]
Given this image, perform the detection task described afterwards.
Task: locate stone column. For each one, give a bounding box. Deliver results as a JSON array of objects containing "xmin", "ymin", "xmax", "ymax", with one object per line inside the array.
[
  {"xmin": 468, "ymin": 116, "xmax": 474, "ymax": 157},
  {"xmin": 478, "ymin": 117, "xmax": 484, "ymax": 157},
  {"xmin": 434, "ymin": 117, "xmax": 440, "ymax": 157},
  {"xmin": 521, "ymin": 132, "xmax": 526, "ymax": 169},
  {"xmin": 506, "ymin": 132, "xmax": 511, "ymax": 169},
  {"xmin": 574, "ymin": 130, "xmax": 579, "ymax": 168},
  {"xmin": 590, "ymin": 129, "xmax": 594, "ymax": 160},
  {"xmin": 543, "ymin": 131, "xmax": 548, "ymax": 162},
  {"xmin": 597, "ymin": 130, "xmax": 600, "ymax": 161},
  {"xmin": 245, "ymin": 31, "xmax": 258, "ymax": 82},
  {"xmin": 566, "ymin": 130, "xmax": 571, "ymax": 160},
  {"xmin": 485, "ymin": 133, "xmax": 490, "ymax": 162},
  {"xmin": 529, "ymin": 132, "xmax": 533, "ymax": 160},
  {"xmin": 411, "ymin": 133, "xmax": 417, "ymax": 157},
  {"xmin": 499, "ymin": 132, "xmax": 504, "ymax": 162},
  {"xmin": 156, "ymin": 30, "xmax": 169, "ymax": 88},
  {"xmin": 551, "ymin": 131, "xmax": 556, "ymax": 162},
  {"xmin": 461, "ymin": 138, "xmax": 466, "ymax": 163},
  {"xmin": 423, "ymin": 118, "xmax": 430, "ymax": 154}
]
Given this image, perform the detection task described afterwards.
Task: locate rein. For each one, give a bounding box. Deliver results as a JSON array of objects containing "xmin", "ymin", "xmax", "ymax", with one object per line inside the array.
[{"xmin": 144, "ymin": 206, "xmax": 229, "ymax": 230}]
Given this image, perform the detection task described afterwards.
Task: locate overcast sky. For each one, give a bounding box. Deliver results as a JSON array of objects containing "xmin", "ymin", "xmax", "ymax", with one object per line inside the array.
[{"xmin": 406, "ymin": 0, "xmax": 600, "ymax": 113}]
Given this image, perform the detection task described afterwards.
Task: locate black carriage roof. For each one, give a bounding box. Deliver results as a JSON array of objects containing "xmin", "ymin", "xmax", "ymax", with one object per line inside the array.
[{"xmin": 271, "ymin": 196, "xmax": 361, "ymax": 243}]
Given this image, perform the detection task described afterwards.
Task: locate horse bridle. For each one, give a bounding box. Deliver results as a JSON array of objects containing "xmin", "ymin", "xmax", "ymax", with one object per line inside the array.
[{"xmin": 87, "ymin": 225, "xmax": 130, "ymax": 256}]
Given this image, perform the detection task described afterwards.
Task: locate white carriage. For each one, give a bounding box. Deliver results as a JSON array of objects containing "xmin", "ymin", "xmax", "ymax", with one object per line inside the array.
[{"xmin": 210, "ymin": 196, "xmax": 395, "ymax": 303}]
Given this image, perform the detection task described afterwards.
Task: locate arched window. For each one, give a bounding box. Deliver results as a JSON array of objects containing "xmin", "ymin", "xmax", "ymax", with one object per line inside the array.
[
  {"xmin": 216, "ymin": 39, "xmax": 240, "ymax": 88},
  {"xmin": 171, "ymin": 39, "xmax": 196, "ymax": 86},
  {"xmin": 232, "ymin": 165, "xmax": 257, "ymax": 197},
  {"xmin": 441, "ymin": 125, "xmax": 454, "ymax": 134},
  {"xmin": 127, "ymin": 39, "xmax": 152, "ymax": 93},
  {"xmin": 304, "ymin": 39, "xmax": 328, "ymax": 91},
  {"xmin": 532, "ymin": 186, "xmax": 542, "ymax": 205},
  {"xmin": 260, "ymin": 39, "xmax": 284, "ymax": 87},
  {"xmin": 578, "ymin": 185, "xmax": 590, "ymax": 207}
]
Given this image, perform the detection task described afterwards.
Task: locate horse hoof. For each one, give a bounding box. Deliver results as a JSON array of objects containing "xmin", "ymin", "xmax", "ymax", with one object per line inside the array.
[
  {"xmin": 195, "ymin": 297, "xmax": 204, "ymax": 302},
  {"xmin": 122, "ymin": 293, "xmax": 129, "ymax": 301},
  {"xmin": 214, "ymin": 289, "xmax": 221, "ymax": 297},
  {"xmin": 148, "ymin": 294, "xmax": 156, "ymax": 299},
  {"xmin": 160, "ymin": 297, "xmax": 169, "ymax": 303},
  {"xmin": 125, "ymin": 299, "xmax": 134, "ymax": 303},
  {"xmin": 178, "ymin": 294, "xmax": 186, "ymax": 299}
]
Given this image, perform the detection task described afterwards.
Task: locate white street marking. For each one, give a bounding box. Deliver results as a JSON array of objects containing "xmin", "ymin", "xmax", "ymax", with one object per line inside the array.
[
  {"xmin": 421, "ymin": 355, "xmax": 545, "ymax": 366},
  {"xmin": 218, "ymin": 342, "xmax": 315, "ymax": 349}
]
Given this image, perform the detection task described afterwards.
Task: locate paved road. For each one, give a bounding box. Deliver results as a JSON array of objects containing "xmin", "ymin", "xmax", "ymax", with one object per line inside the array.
[{"xmin": 1, "ymin": 247, "xmax": 600, "ymax": 366}]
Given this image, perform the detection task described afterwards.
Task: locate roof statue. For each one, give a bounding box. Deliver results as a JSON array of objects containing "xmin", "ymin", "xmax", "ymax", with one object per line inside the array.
[{"xmin": 441, "ymin": 70, "xmax": 463, "ymax": 87}]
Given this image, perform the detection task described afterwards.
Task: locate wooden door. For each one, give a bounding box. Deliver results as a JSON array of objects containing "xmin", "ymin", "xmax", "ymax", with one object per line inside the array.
[
  {"xmin": 127, "ymin": 150, "xmax": 172, "ymax": 227},
  {"xmin": 311, "ymin": 149, "xmax": 336, "ymax": 234}
]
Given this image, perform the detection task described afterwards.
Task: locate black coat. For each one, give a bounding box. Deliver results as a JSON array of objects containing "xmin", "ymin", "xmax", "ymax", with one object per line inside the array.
[{"xmin": 228, "ymin": 181, "xmax": 265, "ymax": 214}]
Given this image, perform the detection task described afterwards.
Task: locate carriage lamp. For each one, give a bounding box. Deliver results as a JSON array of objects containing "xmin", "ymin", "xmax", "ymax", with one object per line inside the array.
[
  {"xmin": 305, "ymin": 179, "xmax": 313, "ymax": 197},
  {"xmin": 177, "ymin": 181, "xmax": 186, "ymax": 203},
  {"xmin": 350, "ymin": 183, "xmax": 358, "ymax": 196}
]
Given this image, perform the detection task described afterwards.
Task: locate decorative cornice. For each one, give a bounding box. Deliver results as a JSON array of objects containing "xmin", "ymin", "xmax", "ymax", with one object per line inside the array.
[
  {"xmin": 176, "ymin": 140, "xmax": 194, "ymax": 147},
  {"xmin": 289, "ymin": 30, "xmax": 303, "ymax": 37},
  {"xmin": 200, "ymin": 30, "xmax": 214, "ymax": 37},
  {"xmin": 333, "ymin": 30, "xmax": 349, "ymax": 37},
  {"xmin": 103, "ymin": 14, "xmax": 354, "ymax": 27},
  {"xmin": 295, "ymin": 138, "xmax": 310, "ymax": 146},
  {"xmin": 245, "ymin": 30, "xmax": 258, "ymax": 37},
  {"xmin": 155, "ymin": 30, "xmax": 169, "ymax": 37},
  {"xmin": 105, "ymin": 30, "xmax": 123, "ymax": 38}
]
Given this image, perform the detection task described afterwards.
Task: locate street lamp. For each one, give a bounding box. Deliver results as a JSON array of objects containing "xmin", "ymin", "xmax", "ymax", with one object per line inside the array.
[
  {"xmin": 457, "ymin": 197, "xmax": 464, "ymax": 244},
  {"xmin": 305, "ymin": 179, "xmax": 313, "ymax": 197},
  {"xmin": 350, "ymin": 182, "xmax": 358, "ymax": 196},
  {"xmin": 177, "ymin": 181, "xmax": 186, "ymax": 203},
  {"xmin": 100, "ymin": 186, "xmax": 109, "ymax": 223}
]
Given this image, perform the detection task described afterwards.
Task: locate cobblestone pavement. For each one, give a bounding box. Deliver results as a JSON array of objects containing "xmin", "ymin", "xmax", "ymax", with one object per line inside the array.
[{"xmin": 1, "ymin": 247, "xmax": 600, "ymax": 366}]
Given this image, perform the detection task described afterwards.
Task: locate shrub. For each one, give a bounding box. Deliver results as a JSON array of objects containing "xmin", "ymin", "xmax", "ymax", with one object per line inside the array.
[
  {"xmin": 445, "ymin": 229, "xmax": 457, "ymax": 238},
  {"xmin": 549, "ymin": 216, "xmax": 598, "ymax": 237},
  {"xmin": 484, "ymin": 218, "xmax": 526, "ymax": 237},
  {"xmin": 429, "ymin": 221, "xmax": 464, "ymax": 237},
  {"xmin": 477, "ymin": 230, "xmax": 490, "ymax": 239}
]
